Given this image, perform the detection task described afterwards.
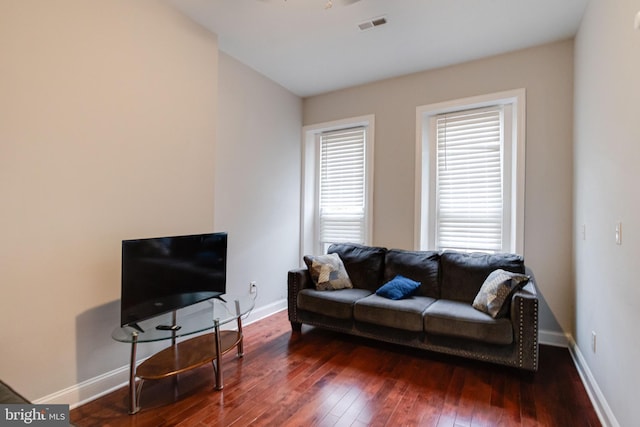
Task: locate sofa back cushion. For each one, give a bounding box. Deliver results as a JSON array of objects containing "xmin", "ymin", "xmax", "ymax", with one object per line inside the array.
[
  {"xmin": 384, "ymin": 249, "xmax": 440, "ymax": 298},
  {"xmin": 440, "ymin": 251, "xmax": 525, "ymax": 303},
  {"xmin": 328, "ymin": 243, "xmax": 386, "ymax": 292}
]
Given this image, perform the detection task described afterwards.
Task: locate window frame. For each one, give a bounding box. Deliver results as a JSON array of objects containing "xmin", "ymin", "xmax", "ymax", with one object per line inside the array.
[
  {"xmin": 301, "ymin": 115, "xmax": 375, "ymax": 257},
  {"xmin": 414, "ymin": 89, "xmax": 526, "ymax": 254}
]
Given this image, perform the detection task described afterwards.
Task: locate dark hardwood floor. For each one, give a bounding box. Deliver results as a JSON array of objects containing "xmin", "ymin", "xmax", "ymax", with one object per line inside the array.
[{"xmin": 71, "ymin": 311, "xmax": 600, "ymax": 426}]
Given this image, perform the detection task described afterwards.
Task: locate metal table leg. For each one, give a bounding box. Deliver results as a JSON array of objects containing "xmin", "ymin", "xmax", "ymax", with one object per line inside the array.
[
  {"xmin": 235, "ymin": 300, "xmax": 244, "ymax": 357},
  {"xmin": 214, "ymin": 319, "xmax": 223, "ymax": 390},
  {"xmin": 128, "ymin": 332, "xmax": 139, "ymax": 414}
]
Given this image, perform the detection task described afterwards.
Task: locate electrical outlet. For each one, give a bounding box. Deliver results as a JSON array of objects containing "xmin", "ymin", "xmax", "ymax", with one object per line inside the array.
[
  {"xmin": 249, "ymin": 281, "xmax": 257, "ymax": 294},
  {"xmin": 591, "ymin": 331, "xmax": 597, "ymax": 353}
]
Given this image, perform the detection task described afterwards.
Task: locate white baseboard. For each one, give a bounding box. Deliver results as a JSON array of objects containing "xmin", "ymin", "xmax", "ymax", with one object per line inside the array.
[
  {"xmin": 566, "ymin": 335, "xmax": 620, "ymax": 427},
  {"xmin": 538, "ymin": 329, "xmax": 569, "ymax": 347},
  {"xmin": 33, "ymin": 365, "xmax": 131, "ymax": 409},
  {"xmin": 33, "ymin": 298, "xmax": 287, "ymax": 409},
  {"xmin": 241, "ymin": 298, "xmax": 287, "ymax": 327},
  {"xmin": 539, "ymin": 331, "xmax": 619, "ymax": 427}
]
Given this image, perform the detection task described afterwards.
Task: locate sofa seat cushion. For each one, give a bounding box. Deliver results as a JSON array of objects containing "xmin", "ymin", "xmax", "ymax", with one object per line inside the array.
[
  {"xmin": 424, "ymin": 299, "xmax": 513, "ymax": 345},
  {"xmin": 297, "ymin": 288, "xmax": 372, "ymax": 319},
  {"xmin": 354, "ymin": 295, "xmax": 436, "ymax": 331}
]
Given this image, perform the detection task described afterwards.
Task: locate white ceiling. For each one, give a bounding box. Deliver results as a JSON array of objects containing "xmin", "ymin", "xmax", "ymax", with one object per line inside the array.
[{"xmin": 170, "ymin": 0, "xmax": 589, "ymax": 97}]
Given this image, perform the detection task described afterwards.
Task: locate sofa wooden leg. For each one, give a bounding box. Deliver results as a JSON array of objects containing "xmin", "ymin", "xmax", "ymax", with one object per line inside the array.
[{"xmin": 291, "ymin": 321, "xmax": 302, "ymax": 332}]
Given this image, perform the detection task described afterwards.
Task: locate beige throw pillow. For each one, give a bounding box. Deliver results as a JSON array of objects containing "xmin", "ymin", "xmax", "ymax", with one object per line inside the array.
[
  {"xmin": 472, "ymin": 269, "xmax": 530, "ymax": 318},
  {"xmin": 303, "ymin": 253, "xmax": 353, "ymax": 291}
]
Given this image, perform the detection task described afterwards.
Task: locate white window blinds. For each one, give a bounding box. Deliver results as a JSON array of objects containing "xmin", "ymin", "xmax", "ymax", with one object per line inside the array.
[
  {"xmin": 318, "ymin": 127, "xmax": 366, "ymax": 251},
  {"xmin": 435, "ymin": 106, "xmax": 504, "ymax": 252}
]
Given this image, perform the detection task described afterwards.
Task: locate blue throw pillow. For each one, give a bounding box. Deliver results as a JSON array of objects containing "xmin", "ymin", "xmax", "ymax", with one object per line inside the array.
[{"xmin": 376, "ymin": 275, "xmax": 421, "ymax": 300}]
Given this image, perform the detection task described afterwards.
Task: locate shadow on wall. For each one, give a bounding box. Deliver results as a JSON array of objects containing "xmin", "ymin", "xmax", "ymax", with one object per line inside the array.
[
  {"xmin": 535, "ymin": 289, "xmax": 566, "ymax": 345},
  {"xmin": 75, "ymin": 300, "xmax": 164, "ymax": 402}
]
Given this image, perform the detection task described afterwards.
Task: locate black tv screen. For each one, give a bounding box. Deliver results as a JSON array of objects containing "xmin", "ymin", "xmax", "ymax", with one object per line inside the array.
[{"xmin": 120, "ymin": 232, "xmax": 227, "ymax": 328}]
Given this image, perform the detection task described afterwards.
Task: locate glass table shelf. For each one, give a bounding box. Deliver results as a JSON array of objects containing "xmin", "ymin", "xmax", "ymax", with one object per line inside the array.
[{"xmin": 112, "ymin": 294, "xmax": 255, "ymax": 414}]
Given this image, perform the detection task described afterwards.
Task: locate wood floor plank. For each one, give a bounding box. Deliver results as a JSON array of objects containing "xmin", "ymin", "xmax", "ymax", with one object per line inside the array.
[{"xmin": 70, "ymin": 311, "xmax": 601, "ymax": 426}]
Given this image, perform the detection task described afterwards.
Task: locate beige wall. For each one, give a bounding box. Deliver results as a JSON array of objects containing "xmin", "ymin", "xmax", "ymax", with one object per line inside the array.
[
  {"xmin": 0, "ymin": 0, "xmax": 218, "ymax": 400},
  {"xmin": 304, "ymin": 40, "xmax": 574, "ymax": 335},
  {"xmin": 216, "ymin": 53, "xmax": 302, "ymax": 309},
  {"xmin": 574, "ymin": 1, "xmax": 640, "ymax": 425}
]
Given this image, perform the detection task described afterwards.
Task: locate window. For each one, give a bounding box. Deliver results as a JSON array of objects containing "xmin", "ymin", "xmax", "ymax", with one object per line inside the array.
[
  {"xmin": 435, "ymin": 106, "xmax": 505, "ymax": 252},
  {"xmin": 318, "ymin": 127, "xmax": 366, "ymax": 253},
  {"xmin": 302, "ymin": 115, "xmax": 374, "ymax": 255},
  {"xmin": 415, "ymin": 90, "xmax": 525, "ymax": 254}
]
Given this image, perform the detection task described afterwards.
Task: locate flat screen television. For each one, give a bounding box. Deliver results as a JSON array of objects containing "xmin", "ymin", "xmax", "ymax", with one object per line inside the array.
[{"xmin": 120, "ymin": 232, "xmax": 227, "ymax": 331}]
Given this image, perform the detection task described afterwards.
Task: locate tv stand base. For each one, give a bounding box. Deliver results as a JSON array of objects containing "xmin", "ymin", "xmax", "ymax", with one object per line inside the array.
[{"xmin": 127, "ymin": 320, "xmax": 244, "ymax": 414}]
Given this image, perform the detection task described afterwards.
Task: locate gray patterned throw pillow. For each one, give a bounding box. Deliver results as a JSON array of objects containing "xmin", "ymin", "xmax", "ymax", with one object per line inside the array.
[
  {"xmin": 303, "ymin": 253, "xmax": 353, "ymax": 291},
  {"xmin": 472, "ymin": 269, "xmax": 530, "ymax": 318}
]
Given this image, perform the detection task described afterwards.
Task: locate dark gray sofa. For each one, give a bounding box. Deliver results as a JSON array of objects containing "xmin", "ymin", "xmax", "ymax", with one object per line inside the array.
[{"xmin": 288, "ymin": 243, "xmax": 539, "ymax": 371}]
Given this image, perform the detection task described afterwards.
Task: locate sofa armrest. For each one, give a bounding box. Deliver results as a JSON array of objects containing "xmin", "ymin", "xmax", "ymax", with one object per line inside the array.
[
  {"xmin": 509, "ymin": 267, "xmax": 539, "ymax": 371},
  {"xmin": 288, "ymin": 268, "xmax": 312, "ymax": 329}
]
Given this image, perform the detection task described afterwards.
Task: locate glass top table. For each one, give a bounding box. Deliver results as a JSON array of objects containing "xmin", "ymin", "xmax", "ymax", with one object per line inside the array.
[
  {"xmin": 112, "ymin": 294, "xmax": 255, "ymax": 343},
  {"xmin": 112, "ymin": 294, "xmax": 255, "ymax": 414}
]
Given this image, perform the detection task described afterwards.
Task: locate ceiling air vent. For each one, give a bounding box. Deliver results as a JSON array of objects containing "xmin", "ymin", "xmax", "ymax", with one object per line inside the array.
[{"xmin": 358, "ymin": 16, "xmax": 387, "ymax": 31}]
